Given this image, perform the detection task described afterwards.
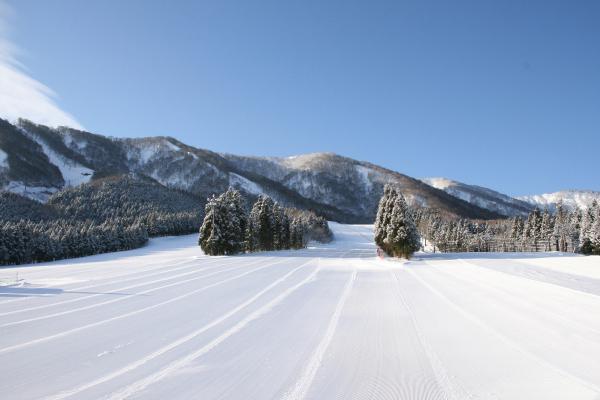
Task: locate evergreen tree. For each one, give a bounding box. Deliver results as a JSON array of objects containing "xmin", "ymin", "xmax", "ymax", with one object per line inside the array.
[
  {"xmin": 579, "ymin": 200, "xmax": 597, "ymax": 253},
  {"xmin": 289, "ymin": 217, "xmax": 306, "ymax": 249},
  {"xmin": 553, "ymin": 201, "xmax": 572, "ymax": 252},
  {"xmin": 273, "ymin": 203, "xmax": 290, "ymax": 250},
  {"xmin": 590, "ymin": 205, "xmax": 600, "ymax": 255},
  {"xmin": 374, "ymin": 185, "xmax": 420, "ymax": 259},
  {"xmin": 540, "ymin": 208, "xmax": 554, "ymax": 251},
  {"xmin": 199, "ymin": 195, "xmax": 222, "ymax": 255},
  {"xmin": 198, "ymin": 188, "xmax": 247, "ymax": 255},
  {"xmin": 522, "ymin": 209, "xmax": 542, "ymax": 251},
  {"xmin": 246, "ymin": 195, "xmax": 276, "ymax": 252},
  {"xmin": 222, "ymin": 188, "xmax": 248, "ymax": 254},
  {"xmin": 374, "ymin": 185, "xmax": 395, "ymax": 249}
]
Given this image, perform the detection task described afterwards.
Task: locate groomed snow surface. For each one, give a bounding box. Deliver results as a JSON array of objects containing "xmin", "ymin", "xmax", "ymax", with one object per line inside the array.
[{"xmin": 1, "ymin": 223, "xmax": 600, "ymax": 399}]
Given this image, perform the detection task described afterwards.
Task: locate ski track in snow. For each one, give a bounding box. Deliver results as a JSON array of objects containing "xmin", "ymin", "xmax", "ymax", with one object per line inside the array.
[
  {"xmin": 104, "ymin": 260, "xmax": 323, "ymax": 400},
  {"xmin": 46, "ymin": 260, "xmax": 316, "ymax": 400},
  {"xmin": 1, "ymin": 224, "xmax": 600, "ymax": 399},
  {"xmin": 282, "ymin": 268, "xmax": 357, "ymax": 400},
  {"xmin": 0, "ymin": 257, "xmax": 229, "ymax": 317},
  {"xmin": 0, "ymin": 262, "xmax": 243, "ymax": 327},
  {"xmin": 0, "ymin": 257, "xmax": 285, "ymax": 356}
]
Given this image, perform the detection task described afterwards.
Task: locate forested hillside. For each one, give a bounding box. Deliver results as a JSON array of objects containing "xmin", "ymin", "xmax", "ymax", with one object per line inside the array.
[
  {"xmin": 223, "ymin": 152, "xmax": 503, "ymax": 221},
  {"xmin": 48, "ymin": 175, "xmax": 202, "ymax": 236},
  {"xmin": 0, "ymin": 175, "xmax": 202, "ymax": 265},
  {"xmin": 0, "ymin": 175, "xmax": 335, "ymax": 265},
  {"xmin": 1, "ymin": 118, "xmax": 504, "ymax": 221}
]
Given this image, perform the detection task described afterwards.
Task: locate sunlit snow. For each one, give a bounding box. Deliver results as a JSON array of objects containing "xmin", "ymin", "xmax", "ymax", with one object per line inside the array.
[{"xmin": 1, "ymin": 224, "xmax": 599, "ymax": 399}]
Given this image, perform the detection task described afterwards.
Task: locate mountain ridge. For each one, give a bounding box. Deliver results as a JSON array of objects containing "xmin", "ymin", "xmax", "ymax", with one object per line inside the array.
[
  {"xmin": 517, "ymin": 190, "xmax": 600, "ymax": 211},
  {"xmin": 421, "ymin": 177, "xmax": 535, "ymax": 217},
  {"xmin": 0, "ymin": 118, "xmax": 554, "ymax": 222}
]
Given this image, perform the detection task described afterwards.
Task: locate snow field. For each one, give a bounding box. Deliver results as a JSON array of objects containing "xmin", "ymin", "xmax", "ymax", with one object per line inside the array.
[{"xmin": 1, "ymin": 223, "xmax": 600, "ymax": 399}]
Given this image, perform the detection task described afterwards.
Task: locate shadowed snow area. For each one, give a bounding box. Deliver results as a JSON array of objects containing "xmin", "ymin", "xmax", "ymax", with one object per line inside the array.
[{"xmin": 1, "ymin": 223, "xmax": 600, "ymax": 399}]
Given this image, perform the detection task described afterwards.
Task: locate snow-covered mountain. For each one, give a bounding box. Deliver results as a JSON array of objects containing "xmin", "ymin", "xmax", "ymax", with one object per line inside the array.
[
  {"xmin": 223, "ymin": 152, "xmax": 502, "ymax": 220},
  {"xmin": 420, "ymin": 177, "xmax": 600, "ymax": 215},
  {"xmin": 518, "ymin": 190, "xmax": 600, "ymax": 211},
  {"xmin": 0, "ymin": 119, "xmax": 354, "ymax": 219},
  {"xmin": 0, "ymin": 118, "xmax": 517, "ymax": 222},
  {"xmin": 421, "ymin": 177, "xmax": 534, "ymax": 217}
]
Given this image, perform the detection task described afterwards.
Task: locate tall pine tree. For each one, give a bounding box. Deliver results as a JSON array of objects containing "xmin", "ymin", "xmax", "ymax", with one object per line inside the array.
[
  {"xmin": 374, "ymin": 185, "xmax": 420, "ymax": 259},
  {"xmin": 198, "ymin": 188, "xmax": 247, "ymax": 255},
  {"xmin": 246, "ymin": 195, "xmax": 276, "ymax": 252}
]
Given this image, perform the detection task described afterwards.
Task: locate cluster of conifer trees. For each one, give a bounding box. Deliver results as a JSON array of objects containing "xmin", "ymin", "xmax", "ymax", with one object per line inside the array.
[
  {"xmin": 198, "ymin": 189, "xmax": 332, "ymax": 255},
  {"xmin": 1, "ymin": 179, "xmax": 334, "ymax": 264},
  {"xmin": 0, "ymin": 176, "xmax": 202, "ymax": 265},
  {"xmin": 47, "ymin": 176, "xmax": 202, "ymax": 236},
  {"xmin": 0, "ymin": 219, "xmax": 148, "ymax": 265},
  {"xmin": 0, "ymin": 211, "xmax": 199, "ymax": 265},
  {"xmin": 373, "ymin": 185, "xmax": 420, "ymax": 259},
  {"xmin": 414, "ymin": 200, "xmax": 600, "ymax": 254}
]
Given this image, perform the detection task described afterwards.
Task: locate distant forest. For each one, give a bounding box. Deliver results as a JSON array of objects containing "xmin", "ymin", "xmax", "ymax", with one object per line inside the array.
[
  {"xmin": 374, "ymin": 185, "xmax": 600, "ymax": 259},
  {"xmin": 0, "ymin": 175, "xmax": 333, "ymax": 265},
  {"xmin": 0, "ymin": 176, "xmax": 202, "ymax": 265},
  {"xmin": 2, "ymin": 172, "xmax": 598, "ymax": 265},
  {"xmin": 414, "ymin": 200, "xmax": 600, "ymax": 255}
]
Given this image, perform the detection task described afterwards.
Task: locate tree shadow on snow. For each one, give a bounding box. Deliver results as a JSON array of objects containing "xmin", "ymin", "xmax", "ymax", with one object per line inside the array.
[
  {"xmin": 0, "ymin": 285, "xmax": 150, "ymax": 299},
  {"xmin": 0, "ymin": 285, "xmax": 64, "ymax": 298}
]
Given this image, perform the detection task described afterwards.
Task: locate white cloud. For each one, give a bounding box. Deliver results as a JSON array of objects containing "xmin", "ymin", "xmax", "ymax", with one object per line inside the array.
[{"xmin": 0, "ymin": 2, "xmax": 82, "ymax": 129}]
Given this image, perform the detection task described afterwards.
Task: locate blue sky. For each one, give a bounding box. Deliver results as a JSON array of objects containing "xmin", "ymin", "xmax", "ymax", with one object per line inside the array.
[{"xmin": 2, "ymin": 0, "xmax": 599, "ymax": 196}]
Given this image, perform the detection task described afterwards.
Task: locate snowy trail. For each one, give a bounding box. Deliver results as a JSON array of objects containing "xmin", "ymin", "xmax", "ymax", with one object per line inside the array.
[{"xmin": 1, "ymin": 224, "xmax": 600, "ymax": 399}]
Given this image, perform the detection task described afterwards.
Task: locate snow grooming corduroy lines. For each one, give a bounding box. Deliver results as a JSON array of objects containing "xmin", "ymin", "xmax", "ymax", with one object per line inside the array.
[
  {"xmin": 282, "ymin": 267, "xmax": 356, "ymax": 400},
  {"xmin": 0, "ymin": 254, "xmax": 214, "ymax": 307},
  {"xmin": 404, "ymin": 265, "xmax": 600, "ymax": 395},
  {"xmin": 44, "ymin": 258, "xmax": 320, "ymax": 400},
  {"xmin": 0, "ymin": 257, "xmax": 241, "ymax": 323},
  {"xmin": 0, "ymin": 256, "xmax": 287, "ymax": 355}
]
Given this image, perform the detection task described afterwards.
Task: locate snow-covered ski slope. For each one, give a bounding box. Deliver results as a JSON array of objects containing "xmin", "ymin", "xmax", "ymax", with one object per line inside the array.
[{"xmin": 1, "ymin": 224, "xmax": 600, "ymax": 400}]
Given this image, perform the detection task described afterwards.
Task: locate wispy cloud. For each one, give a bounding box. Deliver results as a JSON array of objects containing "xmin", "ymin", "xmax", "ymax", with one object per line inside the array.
[{"xmin": 0, "ymin": 2, "xmax": 82, "ymax": 129}]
